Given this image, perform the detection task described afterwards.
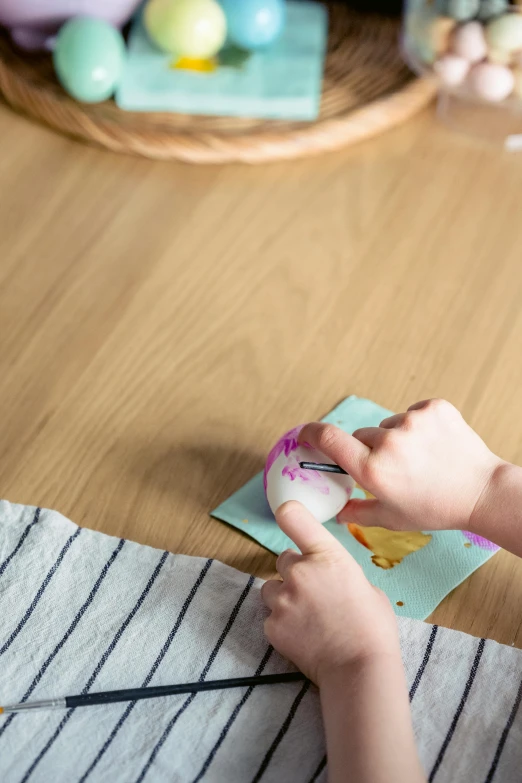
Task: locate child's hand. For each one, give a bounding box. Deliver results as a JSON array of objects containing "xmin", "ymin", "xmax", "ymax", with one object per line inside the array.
[
  {"xmin": 300, "ymin": 398, "xmax": 503, "ymax": 533},
  {"xmin": 261, "ymin": 501, "xmax": 398, "ymax": 685}
]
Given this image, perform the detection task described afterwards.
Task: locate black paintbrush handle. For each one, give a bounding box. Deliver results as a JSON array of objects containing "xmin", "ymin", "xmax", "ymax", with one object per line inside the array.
[
  {"xmin": 299, "ymin": 462, "xmax": 348, "ymax": 475},
  {"xmin": 65, "ymin": 672, "xmax": 307, "ymax": 709}
]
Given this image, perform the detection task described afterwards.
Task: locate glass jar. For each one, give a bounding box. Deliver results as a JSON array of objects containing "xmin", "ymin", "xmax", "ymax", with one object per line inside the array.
[{"xmin": 403, "ymin": 1, "xmax": 522, "ymax": 146}]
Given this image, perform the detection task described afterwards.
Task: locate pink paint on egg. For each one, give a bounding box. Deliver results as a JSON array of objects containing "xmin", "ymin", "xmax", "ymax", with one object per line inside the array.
[
  {"xmin": 468, "ymin": 62, "xmax": 514, "ymax": 101},
  {"xmin": 282, "ymin": 460, "xmax": 330, "ymax": 494},
  {"xmin": 264, "ymin": 425, "xmax": 355, "ymax": 524},
  {"xmin": 452, "ymin": 22, "xmax": 487, "ymax": 64},
  {"xmin": 434, "ymin": 54, "xmax": 470, "ymax": 87},
  {"xmin": 263, "ymin": 425, "xmax": 303, "ymax": 491}
]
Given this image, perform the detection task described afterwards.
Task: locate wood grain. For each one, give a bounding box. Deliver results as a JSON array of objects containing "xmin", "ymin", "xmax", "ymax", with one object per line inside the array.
[{"xmin": 1, "ymin": 105, "xmax": 522, "ymax": 647}]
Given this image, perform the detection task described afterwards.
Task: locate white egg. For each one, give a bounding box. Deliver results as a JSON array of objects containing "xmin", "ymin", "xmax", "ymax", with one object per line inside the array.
[
  {"xmin": 434, "ymin": 54, "xmax": 470, "ymax": 86},
  {"xmin": 264, "ymin": 426, "xmax": 355, "ymax": 524}
]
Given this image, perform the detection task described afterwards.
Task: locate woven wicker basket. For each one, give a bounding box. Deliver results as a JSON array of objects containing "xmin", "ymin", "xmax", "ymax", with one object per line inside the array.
[{"xmin": 0, "ymin": 5, "xmax": 436, "ymax": 164}]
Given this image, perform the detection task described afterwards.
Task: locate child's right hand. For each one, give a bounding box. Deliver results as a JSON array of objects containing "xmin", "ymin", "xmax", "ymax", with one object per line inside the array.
[{"xmin": 300, "ymin": 398, "xmax": 504, "ymax": 533}]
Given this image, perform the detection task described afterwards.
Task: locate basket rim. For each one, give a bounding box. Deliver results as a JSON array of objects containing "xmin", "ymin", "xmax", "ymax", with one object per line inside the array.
[{"xmin": 0, "ymin": 8, "xmax": 437, "ymax": 164}]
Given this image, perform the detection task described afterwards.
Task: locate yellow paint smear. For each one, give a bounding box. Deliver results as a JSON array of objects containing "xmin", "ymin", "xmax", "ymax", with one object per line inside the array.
[
  {"xmin": 0, "ymin": 707, "xmax": 3, "ymax": 715},
  {"xmin": 170, "ymin": 56, "xmax": 217, "ymax": 72},
  {"xmin": 348, "ymin": 524, "xmax": 432, "ymax": 570}
]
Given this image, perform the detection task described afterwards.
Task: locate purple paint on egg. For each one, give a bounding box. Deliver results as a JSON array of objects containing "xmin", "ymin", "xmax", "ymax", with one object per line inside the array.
[
  {"xmin": 463, "ymin": 531, "xmax": 499, "ymax": 551},
  {"xmin": 263, "ymin": 425, "xmax": 303, "ymax": 491},
  {"xmin": 282, "ymin": 462, "xmax": 330, "ymax": 494}
]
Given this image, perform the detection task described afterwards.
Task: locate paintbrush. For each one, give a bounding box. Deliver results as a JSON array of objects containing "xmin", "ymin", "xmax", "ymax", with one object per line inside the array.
[
  {"xmin": 0, "ymin": 672, "xmax": 307, "ymax": 714},
  {"xmin": 299, "ymin": 462, "xmax": 348, "ymax": 475}
]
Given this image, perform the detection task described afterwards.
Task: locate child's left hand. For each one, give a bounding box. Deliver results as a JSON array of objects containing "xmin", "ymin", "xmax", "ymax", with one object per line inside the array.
[
  {"xmin": 263, "ymin": 502, "xmax": 424, "ymax": 783},
  {"xmin": 261, "ymin": 500, "xmax": 398, "ymax": 685}
]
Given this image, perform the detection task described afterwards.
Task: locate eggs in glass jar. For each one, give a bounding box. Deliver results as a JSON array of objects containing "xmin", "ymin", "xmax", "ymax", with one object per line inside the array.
[{"xmin": 406, "ymin": 0, "xmax": 522, "ymax": 103}]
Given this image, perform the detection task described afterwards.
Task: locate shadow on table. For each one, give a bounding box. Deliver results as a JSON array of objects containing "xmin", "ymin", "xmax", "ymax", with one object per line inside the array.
[{"xmin": 126, "ymin": 436, "xmax": 265, "ymax": 510}]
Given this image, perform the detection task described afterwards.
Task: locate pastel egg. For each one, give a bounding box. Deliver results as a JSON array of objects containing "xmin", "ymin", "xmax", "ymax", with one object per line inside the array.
[
  {"xmin": 53, "ymin": 18, "xmax": 126, "ymax": 103},
  {"xmin": 478, "ymin": 0, "xmax": 509, "ymax": 21},
  {"xmin": 437, "ymin": 0, "xmax": 480, "ymax": 22},
  {"xmin": 452, "ymin": 21, "xmax": 488, "ymax": 63},
  {"xmin": 264, "ymin": 426, "xmax": 355, "ymax": 525},
  {"xmin": 431, "ymin": 16, "xmax": 458, "ymax": 55},
  {"xmin": 488, "ymin": 47, "xmax": 513, "ymax": 64},
  {"xmin": 512, "ymin": 67, "xmax": 522, "ymax": 96},
  {"xmin": 434, "ymin": 53, "xmax": 470, "ymax": 85},
  {"xmin": 220, "ymin": 0, "xmax": 285, "ymax": 50},
  {"xmin": 144, "ymin": 0, "xmax": 227, "ymax": 58},
  {"xmin": 468, "ymin": 61, "xmax": 515, "ymax": 100},
  {"xmin": 406, "ymin": 12, "xmax": 455, "ymax": 65},
  {"xmin": 486, "ymin": 13, "xmax": 522, "ymax": 53}
]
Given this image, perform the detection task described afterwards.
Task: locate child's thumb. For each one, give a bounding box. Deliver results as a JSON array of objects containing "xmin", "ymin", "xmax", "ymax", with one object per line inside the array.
[{"xmin": 276, "ymin": 501, "xmax": 344, "ymax": 555}]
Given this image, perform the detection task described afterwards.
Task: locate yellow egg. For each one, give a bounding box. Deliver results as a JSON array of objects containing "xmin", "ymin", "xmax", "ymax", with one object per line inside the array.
[
  {"xmin": 512, "ymin": 67, "xmax": 522, "ymax": 97},
  {"xmin": 432, "ymin": 16, "xmax": 457, "ymax": 54},
  {"xmin": 144, "ymin": 0, "xmax": 227, "ymax": 58},
  {"xmin": 488, "ymin": 47, "xmax": 513, "ymax": 65},
  {"xmin": 486, "ymin": 13, "xmax": 522, "ymax": 54}
]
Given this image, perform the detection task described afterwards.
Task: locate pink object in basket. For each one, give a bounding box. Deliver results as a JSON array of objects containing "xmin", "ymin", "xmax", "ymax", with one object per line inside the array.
[{"xmin": 0, "ymin": 0, "xmax": 141, "ymax": 50}]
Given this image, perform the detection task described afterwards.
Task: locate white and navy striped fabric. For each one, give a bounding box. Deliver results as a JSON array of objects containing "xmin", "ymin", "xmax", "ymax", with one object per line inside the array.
[{"xmin": 1, "ymin": 501, "xmax": 522, "ymax": 782}]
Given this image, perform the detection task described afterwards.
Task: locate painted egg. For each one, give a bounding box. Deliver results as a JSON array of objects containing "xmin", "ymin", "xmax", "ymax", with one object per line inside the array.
[
  {"xmin": 220, "ymin": 0, "xmax": 286, "ymax": 50},
  {"xmin": 431, "ymin": 16, "xmax": 458, "ymax": 56},
  {"xmin": 468, "ymin": 61, "xmax": 514, "ymax": 100},
  {"xmin": 53, "ymin": 18, "xmax": 126, "ymax": 104},
  {"xmin": 144, "ymin": 0, "xmax": 227, "ymax": 58},
  {"xmin": 452, "ymin": 22, "xmax": 488, "ymax": 63},
  {"xmin": 486, "ymin": 13, "xmax": 522, "ymax": 53},
  {"xmin": 264, "ymin": 426, "xmax": 355, "ymax": 525},
  {"xmin": 406, "ymin": 10, "xmax": 455, "ymax": 65},
  {"xmin": 512, "ymin": 67, "xmax": 522, "ymax": 97},
  {"xmin": 487, "ymin": 47, "xmax": 513, "ymax": 65},
  {"xmin": 434, "ymin": 53, "xmax": 470, "ymax": 85}
]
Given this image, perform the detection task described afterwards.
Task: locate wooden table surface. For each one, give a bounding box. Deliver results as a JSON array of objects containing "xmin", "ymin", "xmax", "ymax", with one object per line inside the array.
[{"xmin": 2, "ymin": 104, "xmax": 522, "ymax": 649}]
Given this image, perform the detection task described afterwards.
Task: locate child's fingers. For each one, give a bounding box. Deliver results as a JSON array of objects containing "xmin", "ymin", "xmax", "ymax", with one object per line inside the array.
[
  {"xmin": 379, "ymin": 413, "xmax": 406, "ymax": 429},
  {"xmin": 276, "ymin": 501, "xmax": 343, "ymax": 556},
  {"xmin": 276, "ymin": 549, "xmax": 302, "ymax": 578},
  {"xmin": 298, "ymin": 423, "xmax": 370, "ymax": 484},
  {"xmin": 261, "ymin": 579, "xmax": 283, "ymax": 610},
  {"xmin": 351, "ymin": 427, "xmax": 388, "ymax": 448},
  {"xmin": 407, "ymin": 399, "xmax": 432, "ymax": 411},
  {"xmin": 338, "ymin": 498, "xmax": 389, "ymax": 527}
]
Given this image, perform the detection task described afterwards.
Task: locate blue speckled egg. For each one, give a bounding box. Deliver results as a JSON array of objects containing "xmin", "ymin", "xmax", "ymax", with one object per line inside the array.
[
  {"xmin": 53, "ymin": 17, "xmax": 126, "ymax": 103},
  {"xmin": 220, "ymin": 0, "xmax": 285, "ymax": 50}
]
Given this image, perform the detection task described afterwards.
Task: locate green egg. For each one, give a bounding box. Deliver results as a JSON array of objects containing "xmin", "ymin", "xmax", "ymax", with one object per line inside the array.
[
  {"xmin": 478, "ymin": 0, "xmax": 508, "ymax": 21},
  {"xmin": 436, "ymin": 0, "xmax": 480, "ymax": 21},
  {"xmin": 53, "ymin": 18, "xmax": 126, "ymax": 104}
]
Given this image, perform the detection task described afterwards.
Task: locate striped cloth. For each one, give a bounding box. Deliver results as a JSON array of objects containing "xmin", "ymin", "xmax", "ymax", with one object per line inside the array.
[{"xmin": 0, "ymin": 502, "xmax": 521, "ymax": 782}]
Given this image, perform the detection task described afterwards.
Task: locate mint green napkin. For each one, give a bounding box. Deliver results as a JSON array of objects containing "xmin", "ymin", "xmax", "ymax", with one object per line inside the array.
[
  {"xmin": 212, "ymin": 396, "xmax": 499, "ymax": 620},
  {"xmin": 116, "ymin": 1, "xmax": 327, "ymax": 120}
]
